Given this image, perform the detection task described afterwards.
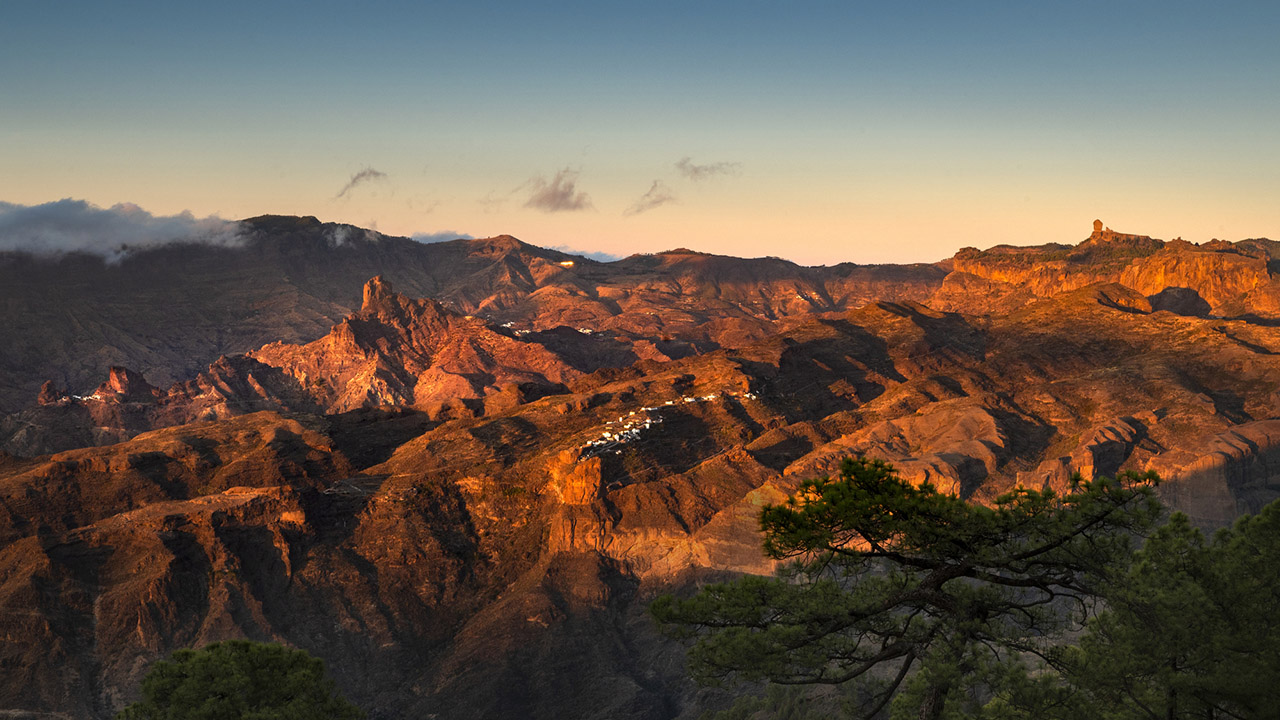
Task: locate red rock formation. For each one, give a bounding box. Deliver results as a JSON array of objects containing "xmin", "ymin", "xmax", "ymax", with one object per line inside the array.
[
  {"xmin": 35, "ymin": 380, "xmax": 66, "ymax": 406},
  {"xmin": 251, "ymin": 276, "xmax": 580, "ymax": 412},
  {"xmin": 939, "ymin": 220, "xmax": 1278, "ymax": 317},
  {"xmin": 94, "ymin": 366, "xmax": 159, "ymax": 401},
  {"xmin": 3, "ymin": 280, "xmax": 606, "ymax": 454}
]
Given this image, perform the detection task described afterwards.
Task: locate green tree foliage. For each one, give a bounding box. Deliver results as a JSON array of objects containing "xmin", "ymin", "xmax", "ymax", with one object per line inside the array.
[
  {"xmin": 116, "ymin": 640, "xmax": 364, "ymax": 720},
  {"xmin": 1062, "ymin": 502, "xmax": 1280, "ymax": 719},
  {"xmin": 651, "ymin": 457, "xmax": 1161, "ymax": 720}
]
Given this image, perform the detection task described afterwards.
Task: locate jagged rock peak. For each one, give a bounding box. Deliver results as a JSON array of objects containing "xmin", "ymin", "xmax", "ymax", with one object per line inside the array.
[
  {"xmin": 1089, "ymin": 218, "xmax": 1120, "ymax": 241},
  {"xmin": 356, "ymin": 275, "xmax": 455, "ymax": 331},
  {"xmin": 1084, "ymin": 218, "xmax": 1159, "ymax": 247},
  {"xmin": 95, "ymin": 366, "xmax": 157, "ymax": 399},
  {"xmin": 361, "ymin": 275, "xmax": 395, "ymax": 313}
]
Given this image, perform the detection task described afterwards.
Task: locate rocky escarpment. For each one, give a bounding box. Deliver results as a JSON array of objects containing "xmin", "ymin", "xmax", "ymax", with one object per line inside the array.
[{"xmin": 936, "ymin": 219, "xmax": 1280, "ymax": 317}]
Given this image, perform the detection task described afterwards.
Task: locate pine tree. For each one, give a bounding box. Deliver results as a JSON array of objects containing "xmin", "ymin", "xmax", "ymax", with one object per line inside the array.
[
  {"xmin": 652, "ymin": 457, "xmax": 1161, "ymax": 720},
  {"xmin": 1068, "ymin": 502, "xmax": 1280, "ymax": 719}
]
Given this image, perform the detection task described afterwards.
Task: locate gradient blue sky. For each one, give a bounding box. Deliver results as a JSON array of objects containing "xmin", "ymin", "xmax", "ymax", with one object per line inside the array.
[{"xmin": 3, "ymin": 1, "xmax": 1277, "ymax": 264}]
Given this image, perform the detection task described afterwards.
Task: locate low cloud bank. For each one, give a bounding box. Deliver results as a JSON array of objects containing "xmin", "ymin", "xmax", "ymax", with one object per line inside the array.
[
  {"xmin": 411, "ymin": 231, "xmax": 475, "ymax": 244},
  {"xmin": 325, "ymin": 224, "xmax": 384, "ymax": 246},
  {"xmin": 0, "ymin": 199, "xmax": 246, "ymax": 261},
  {"xmin": 549, "ymin": 245, "xmax": 623, "ymax": 262}
]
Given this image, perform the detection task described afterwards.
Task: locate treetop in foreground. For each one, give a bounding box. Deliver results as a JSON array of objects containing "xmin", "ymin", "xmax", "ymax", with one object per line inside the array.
[
  {"xmin": 652, "ymin": 457, "xmax": 1162, "ymax": 719},
  {"xmin": 116, "ymin": 639, "xmax": 364, "ymax": 720}
]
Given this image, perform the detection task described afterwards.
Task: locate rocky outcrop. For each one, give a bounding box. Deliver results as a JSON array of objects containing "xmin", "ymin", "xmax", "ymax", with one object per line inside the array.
[
  {"xmin": 251, "ymin": 276, "xmax": 582, "ymax": 412},
  {"xmin": 94, "ymin": 366, "xmax": 160, "ymax": 401},
  {"xmin": 548, "ymin": 449, "xmax": 603, "ymax": 505}
]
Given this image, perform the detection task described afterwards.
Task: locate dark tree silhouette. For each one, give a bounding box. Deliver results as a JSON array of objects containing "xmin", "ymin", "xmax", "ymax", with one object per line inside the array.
[{"xmin": 652, "ymin": 457, "xmax": 1161, "ymax": 719}]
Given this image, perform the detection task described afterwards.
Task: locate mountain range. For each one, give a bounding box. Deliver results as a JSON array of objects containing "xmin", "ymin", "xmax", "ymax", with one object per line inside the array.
[{"xmin": 3, "ymin": 217, "xmax": 1280, "ymax": 718}]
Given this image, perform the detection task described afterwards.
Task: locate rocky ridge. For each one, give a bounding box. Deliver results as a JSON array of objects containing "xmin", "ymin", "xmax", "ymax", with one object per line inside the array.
[{"xmin": 0, "ymin": 216, "xmax": 945, "ymax": 414}]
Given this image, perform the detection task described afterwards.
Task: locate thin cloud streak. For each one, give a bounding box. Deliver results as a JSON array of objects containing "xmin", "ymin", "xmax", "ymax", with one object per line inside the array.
[
  {"xmin": 625, "ymin": 180, "xmax": 677, "ymax": 216},
  {"xmin": 0, "ymin": 199, "xmax": 245, "ymax": 262},
  {"xmin": 477, "ymin": 191, "xmax": 511, "ymax": 214},
  {"xmin": 335, "ymin": 168, "xmax": 388, "ymax": 198},
  {"xmin": 524, "ymin": 168, "xmax": 593, "ymax": 212},
  {"xmin": 675, "ymin": 156, "xmax": 741, "ymax": 181}
]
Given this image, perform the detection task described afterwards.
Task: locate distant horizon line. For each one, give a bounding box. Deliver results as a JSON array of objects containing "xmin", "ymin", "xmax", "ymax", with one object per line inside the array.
[{"xmin": 0, "ymin": 198, "xmax": 1273, "ymax": 269}]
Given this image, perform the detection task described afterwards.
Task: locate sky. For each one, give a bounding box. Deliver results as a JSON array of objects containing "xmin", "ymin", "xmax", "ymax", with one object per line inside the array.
[{"xmin": 2, "ymin": 1, "xmax": 1278, "ymax": 265}]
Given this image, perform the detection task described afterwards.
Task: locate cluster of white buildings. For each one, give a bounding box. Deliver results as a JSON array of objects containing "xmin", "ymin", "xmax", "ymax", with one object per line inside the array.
[{"xmin": 578, "ymin": 390, "xmax": 759, "ymax": 458}]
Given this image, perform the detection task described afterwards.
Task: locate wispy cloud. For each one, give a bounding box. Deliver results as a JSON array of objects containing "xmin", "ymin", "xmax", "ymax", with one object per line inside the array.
[
  {"xmin": 0, "ymin": 199, "xmax": 246, "ymax": 262},
  {"xmin": 477, "ymin": 191, "xmax": 511, "ymax": 214},
  {"xmin": 524, "ymin": 168, "xmax": 593, "ymax": 212},
  {"xmin": 411, "ymin": 231, "xmax": 475, "ymax": 244},
  {"xmin": 675, "ymin": 156, "xmax": 741, "ymax": 181},
  {"xmin": 335, "ymin": 167, "xmax": 388, "ymax": 199},
  {"xmin": 625, "ymin": 180, "xmax": 677, "ymax": 216}
]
